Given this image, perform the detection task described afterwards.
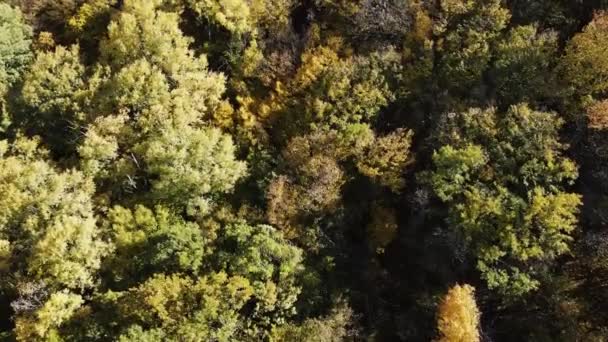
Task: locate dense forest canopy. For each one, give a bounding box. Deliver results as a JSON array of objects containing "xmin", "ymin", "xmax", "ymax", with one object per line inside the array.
[{"xmin": 1, "ymin": 0, "xmax": 608, "ymax": 341}]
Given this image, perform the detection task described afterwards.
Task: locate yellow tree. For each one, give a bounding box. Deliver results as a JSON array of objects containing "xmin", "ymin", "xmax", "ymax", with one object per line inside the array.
[{"xmin": 436, "ymin": 284, "xmax": 480, "ymax": 342}]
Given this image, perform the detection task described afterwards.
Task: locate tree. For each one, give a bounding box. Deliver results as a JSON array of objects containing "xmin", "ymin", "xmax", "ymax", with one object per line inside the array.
[
  {"xmin": 74, "ymin": 0, "xmax": 243, "ymax": 208},
  {"xmin": 587, "ymin": 99, "xmax": 608, "ymax": 130},
  {"xmin": 435, "ymin": 284, "xmax": 480, "ymax": 342},
  {"xmin": 101, "ymin": 205, "xmax": 207, "ymax": 288},
  {"xmin": 491, "ymin": 25, "xmax": 559, "ymax": 105},
  {"xmin": 136, "ymin": 126, "xmax": 247, "ymax": 212},
  {"xmin": 18, "ymin": 44, "xmax": 108, "ymax": 153},
  {"xmin": 185, "ymin": 0, "xmax": 252, "ymax": 34},
  {"xmin": 435, "ymin": 0, "xmax": 510, "ymax": 93},
  {"xmin": 347, "ymin": 0, "xmax": 410, "ymax": 42},
  {"xmin": 80, "ymin": 117, "xmax": 247, "ymax": 210},
  {"xmin": 427, "ymin": 105, "xmax": 581, "ymax": 296},
  {"xmin": 112, "ymin": 273, "xmax": 254, "ymax": 341},
  {"xmin": 244, "ymin": 42, "xmax": 394, "ymax": 141},
  {"xmin": 99, "ymin": 0, "xmax": 227, "ymax": 123},
  {"xmin": 356, "ymin": 128, "xmax": 414, "ymax": 193},
  {"xmin": 14, "ymin": 0, "xmax": 81, "ymax": 42},
  {"xmin": 0, "ymin": 2, "xmax": 33, "ymax": 133},
  {"xmin": 21, "ymin": 45, "xmax": 90, "ymax": 119},
  {"xmin": 266, "ymin": 155, "xmax": 345, "ymax": 243},
  {"xmin": 561, "ymin": 11, "xmax": 608, "ymax": 98},
  {"xmin": 366, "ymin": 203, "xmax": 399, "ymax": 253},
  {"xmin": 68, "ymin": 0, "xmax": 117, "ymax": 33},
  {"xmin": 212, "ymin": 221, "xmax": 304, "ymax": 335},
  {"xmin": 0, "ymin": 3, "xmax": 32, "ymax": 95},
  {"xmin": 0, "ymin": 136, "xmax": 108, "ymax": 290},
  {"xmin": 270, "ymin": 300, "xmax": 357, "ymax": 342},
  {"xmin": 14, "ymin": 290, "xmax": 83, "ymax": 341},
  {"xmin": 101, "ymin": 0, "xmax": 191, "ymax": 74}
]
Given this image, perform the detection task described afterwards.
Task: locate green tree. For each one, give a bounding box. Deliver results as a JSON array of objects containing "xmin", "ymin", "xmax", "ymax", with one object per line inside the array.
[
  {"xmin": 113, "ymin": 273, "xmax": 254, "ymax": 341},
  {"xmin": 0, "ymin": 3, "xmax": 32, "ymax": 95},
  {"xmin": 491, "ymin": 25, "xmax": 559, "ymax": 105},
  {"xmin": 435, "ymin": 0, "xmax": 510, "ymax": 93},
  {"xmin": 14, "ymin": 290, "xmax": 83, "ymax": 342},
  {"xmin": 136, "ymin": 126, "xmax": 247, "ymax": 211},
  {"xmin": 561, "ymin": 11, "xmax": 608, "ymax": 98},
  {"xmin": 80, "ymin": 116, "xmax": 246, "ymax": 211},
  {"xmin": 270, "ymin": 300, "xmax": 357, "ymax": 342},
  {"xmin": 427, "ymin": 105, "xmax": 581, "ymax": 296},
  {"xmin": 102, "ymin": 205, "xmax": 207, "ymax": 287},
  {"xmin": 212, "ymin": 221, "xmax": 304, "ymax": 335},
  {"xmin": 76, "ymin": 0, "xmax": 243, "ymax": 208},
  {"xmin": 21, "ymin": 45, "xmax": 91, "ymax": 120},
  {"xmin": 19, "ymin": 44, "xmax": 107, "ymax": 153},
  {"xmin": 180, "ymin": 0, "xmax": 295, "ymax": 35},
  {"xmin": 101, "ymin": 0, "xmax": 192, "ymax": 74},
  {"xmin": 97, "ymin": 0, "xmax": 227, "ymax": 126},
  {"xmin": 0, "ymin": 136, "xmax": 108, "ymax": 290},
  {"xmin": 68, "ymin": 0, "xmax": 117, "ymax": 33},
  {"xmin": 185, "ymin": 0, "xmax": 252, "ymax": 34},
  {"xmin": 0, "ymin": 3, "xmax": 33, "ymax": 132}
]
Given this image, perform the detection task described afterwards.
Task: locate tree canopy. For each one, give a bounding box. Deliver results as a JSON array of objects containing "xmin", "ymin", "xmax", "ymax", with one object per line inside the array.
[{"xmin": 1, "ymin": 0, "xmax": 607, "ymax": 340}]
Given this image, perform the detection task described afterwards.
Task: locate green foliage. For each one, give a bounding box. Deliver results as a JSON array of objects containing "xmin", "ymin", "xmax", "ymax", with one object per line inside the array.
[
  {"xmin": 80, "ymin": 115, "xmax": 246, "ymax": 209},
  {"xmin": 186, "ymin": 0, "xmax": 252, "ymax": 34},
  {"xmin": 113, "ymin": 273, "xmax": 254, "ymax": 341},
  {"xmin": 270, "ymin": 300, "xmax": 357, "ymax": 341},
  {"xmin": 101, "ymin": 0, "xmax": 191, "ymax": 74},
  {"xmin": 68, "ymin": 0, "xmax": 117, "ymax": 33},
  {"xmin": 15, "ymin": 290, "xmax": 83, "ymax": 342},
  {"xmin": 22, "ymin": 45, "xmax": 89, "ymax": 119},
  {"xmin": 430, "ymin": 144, "xmax": 487, "ymax": 202},
  {"xmin": 183, "ymin": 0, "xmax": 295, "ymax": 34},
  {"xmin": 102, "ymin": 205, "xmax": 207, "ymax": 287},
  {"xmin": 561, "ymin": 11, "xmax": 608, "ymax": 98},
  {"xmin": 2, "ymin": 0, "xmax": 606, "ymax": 340},
  {"xmin": 0, "ymin": 136, "xmax": 108, "ymax": 290},
  {"xmin": 492, "ymin": 25, "xmax": 559, "ymax": 105},
  {"xmin": 435, "ymin": 0, "xmax": 510, "ymax": 91},
  {"xmin": 0, "ymin": 3, "xmax": 32, "ymax": 95},
  {"xmin": 428, "ymin": 104, "xmax": 581, "ymax": 297},
  {"xmin": 99, "ymin": 0, "xmax": 227, "ymax": 121},
  {"xmin": 70, "ymin": 0, "xmax": 242, "ymax": 208},
  {"xmin": 19, "ymin": 44, "xmax": 108, "ymax": 153},
  {"xmin": 138, "ymin": 126, "xmax": 247, "ymax": 211},
  {"xmin": 212, "ymin": 222, "xmax": 304, "ymax": 335}
]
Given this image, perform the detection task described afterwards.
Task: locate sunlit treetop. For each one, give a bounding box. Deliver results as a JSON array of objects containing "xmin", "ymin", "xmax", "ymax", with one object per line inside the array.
[
  {"xmin": 436, "ymin": 284, "xmax": 480, "ymax": 342},
  {"xmin": 0, "ymin": 136, "xmax": 108, "ymax": 290},
  {"xmin": 561, "ymin": 11, "xmax": 608, "ymax": 98},
  {"xmin": 428, "ymin": 104, "xmax": 581, "ymax": 297}
]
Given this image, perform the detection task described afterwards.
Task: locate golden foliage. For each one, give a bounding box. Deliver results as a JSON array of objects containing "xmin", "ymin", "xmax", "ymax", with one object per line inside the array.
[
  {"xmin": 587, "ymin": 99, "xmax": 608, "ymax": 130},
  {"xmin": 436, "ymin": 284, "xmax": 480, "ymax": 342},
  {"xmin": 357, "ymin": 128, "xmax": 414, "ymax": 193}
]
